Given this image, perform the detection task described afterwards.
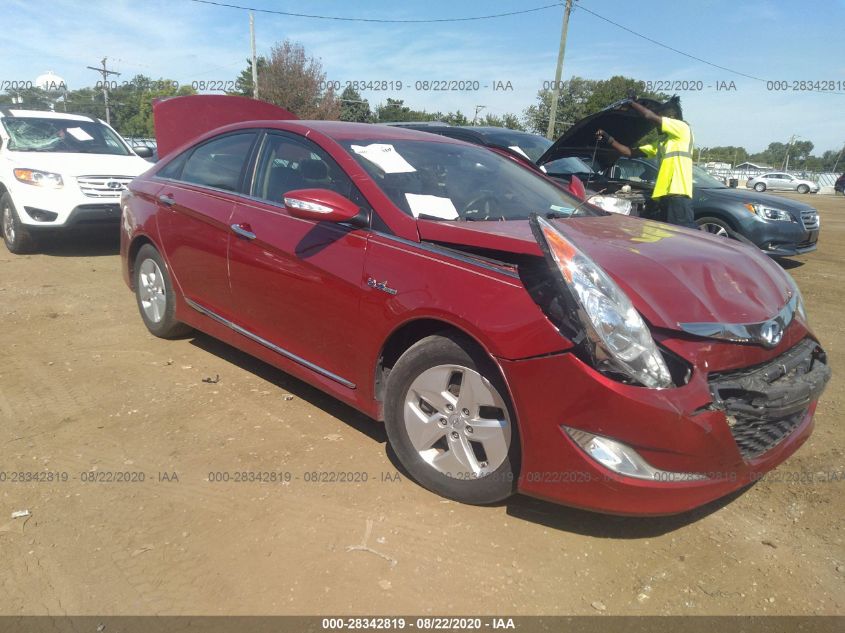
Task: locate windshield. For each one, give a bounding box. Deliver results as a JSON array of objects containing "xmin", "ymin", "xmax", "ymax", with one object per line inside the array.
[
  {"xmin": 543, "ymin": 156, "xmax": 595, "ymax": 176},
  {"xmin": 480, "ymin": 130, "xmax": 552, "ymax": 163},
  {"xmin": 1, "ymin": 117, "xmax": 130, "ymax": 155},
  {"xmin": 343, "ymin": 139, "xmax": 594, "ymax": 221},
  {"xmin": 692, "ymin": 165, "xmax": 727, "ymax": 188}
]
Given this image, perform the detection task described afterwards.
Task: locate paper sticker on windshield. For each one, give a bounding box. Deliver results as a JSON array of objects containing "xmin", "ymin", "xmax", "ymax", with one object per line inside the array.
[
  {"xmin": 66, "ymin": 127, "xmax": 94, "ymax": 141},
  {"xmin": 350, "ymin": 143, "xmax": 416, "ymax": 174},
  {"xmin": 508, "ymin": 145, "xmax": 529, "ymax": 159},
  {"xmin": 405, "ymin": 194, "xmax": 458, "ymax": 220}
]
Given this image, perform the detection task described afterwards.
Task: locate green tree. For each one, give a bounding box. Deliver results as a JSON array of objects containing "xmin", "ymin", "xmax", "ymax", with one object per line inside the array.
[
  {"xmin": 230, "ymin": 57, "xmax": 268, "ymax": 97},
  {"xmin": 524, "ymin": 76, "xmax": 668, "ymax": 138},
  {"xmin": 477, "ymin": 112, "xmax": 525, "ymax": 130},
  {"xmin": 339, "ymin": 86, "xmax": 372, "ymax": 123}
]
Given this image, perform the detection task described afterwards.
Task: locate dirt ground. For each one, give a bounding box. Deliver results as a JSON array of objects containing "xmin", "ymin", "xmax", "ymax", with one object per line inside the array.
[{"xmin": 0, "ymin": 192, "xmax": 842, "ymax": 616}]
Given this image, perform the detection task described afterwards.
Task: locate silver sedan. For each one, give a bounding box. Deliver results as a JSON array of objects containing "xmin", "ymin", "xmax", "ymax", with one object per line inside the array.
[{"xmin": 747, "ymin": 172, "xmax": 819, "ymax": 194}]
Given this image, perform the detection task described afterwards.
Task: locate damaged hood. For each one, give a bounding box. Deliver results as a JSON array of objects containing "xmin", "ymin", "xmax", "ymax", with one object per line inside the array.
[
  {"xmin": 3, "ymin": 150, "xmax": 151, "ymax": 177},
  {"xmin": 417, "ymin": 215, "xmax": 793, "ymax": 331},
  {"xmin": 536, "ymin": 98, "xmax": 662, "ymax": 167}
]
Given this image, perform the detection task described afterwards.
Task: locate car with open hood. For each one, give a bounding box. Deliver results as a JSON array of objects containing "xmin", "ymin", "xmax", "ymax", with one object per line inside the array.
[
  {"xmin": 120, "ymin": 95, "xmax": 830, "ymax": 515},
  {"xmin": 535, "ymin": 99, "xmax": 821, "ymax": 257},
  {"xmin": 0, "ymin": 109, "xmax": 154, "ymax": 254}
]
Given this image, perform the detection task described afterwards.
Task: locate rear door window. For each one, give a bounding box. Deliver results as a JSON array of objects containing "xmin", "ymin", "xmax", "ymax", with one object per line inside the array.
[{"xmin": 179, "ymin": 133, "xmax": 257, "ymax": 192}]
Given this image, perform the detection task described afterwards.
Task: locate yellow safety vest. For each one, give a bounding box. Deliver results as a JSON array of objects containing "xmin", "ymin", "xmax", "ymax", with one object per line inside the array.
[{"xmin": 638, "ymin": 117, "xmax": 694, "ymax": 198}]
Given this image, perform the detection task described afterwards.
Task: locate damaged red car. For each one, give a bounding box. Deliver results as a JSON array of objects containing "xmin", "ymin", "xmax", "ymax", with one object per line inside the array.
[{"xmin": 120, "ymin": 96, "xmax": 830, "ymax": 515}]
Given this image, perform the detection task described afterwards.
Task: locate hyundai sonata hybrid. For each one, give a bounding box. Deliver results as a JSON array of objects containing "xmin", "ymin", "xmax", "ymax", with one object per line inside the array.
[{"xmin": 120, "ymin": 96, "xmax": 830, "ymax": 515}]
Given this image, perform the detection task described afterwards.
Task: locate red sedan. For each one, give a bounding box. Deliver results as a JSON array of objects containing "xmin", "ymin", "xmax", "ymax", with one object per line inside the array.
[{"xmin": 120, "ymin": 96, "xmax": 830, "ymax": 515}]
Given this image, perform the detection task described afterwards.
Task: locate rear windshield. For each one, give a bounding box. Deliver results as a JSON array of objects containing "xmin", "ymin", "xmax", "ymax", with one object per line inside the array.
[
  {"xmin": 481, "ymin": 130, "xmax": 552, "ymax": 163},
  {"xmin": 1, "ymin": 117, "xmax": 130, "ymax": 155},
  {"xmin": 342, "ymin": 138, "xmax": 593, "ymax": 221}
]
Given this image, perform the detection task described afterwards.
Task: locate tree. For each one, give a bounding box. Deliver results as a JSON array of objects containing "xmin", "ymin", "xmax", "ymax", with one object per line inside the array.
[
  {"xmin": 697, "ymin": 145, "xmax": 748, "ymax": 165},
  {"xmin": 339, "ymin": 86, "xmax": 372, "ymax": 123},
  {"xmin": 477, "ymin": 112, "xmax": 525, "ymax": 130},
  {"xmin": 0, "ymin": 86, "xmax": 53, "ymax": 110},
  {"xmin": 374, "ymin": 98, "xmax": 432, "ymax": 122},
  {"xmin": 230, "ymin": 57, "xmax": 268, "ymax": 97},
  {"xmin": 258, "ymin": 40, "xmax": 340, "ymax": 119},
  {"xmin": 524, "ymin": 76, "xmax": 668, "ymax": 138}
]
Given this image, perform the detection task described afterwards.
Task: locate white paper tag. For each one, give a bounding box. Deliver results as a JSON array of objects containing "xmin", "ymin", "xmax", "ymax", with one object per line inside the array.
[
  {"xmin": 350, "ymin": 143, "xmax": 416, "ymax": 174},
  {"xmin": 405, "ymin": 194, "xmax": 459, "ymax": 220},
  {"xmin": 66, "ymin": 127, "xmax": 94, "ymax": 141}
]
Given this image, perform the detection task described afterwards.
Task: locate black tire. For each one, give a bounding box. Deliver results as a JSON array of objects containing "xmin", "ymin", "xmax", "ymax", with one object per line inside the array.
[
  {"xmin": 133, "ymin": 244, "xmax": 192, "ymax": 338},
  {"xmin": 797, "ymin": 184, "xmax": 809, "ymax": 194},
  {"xmin": 1, "ymin": 192, "xmax": 37, "ymax": 254},
  {"xmin": 754, "ymin": 182, "xmax": 766, "ymax": 192},
  {"xmin": 383, "ymin": 333, "xmax": 519, "ymax": 505}
]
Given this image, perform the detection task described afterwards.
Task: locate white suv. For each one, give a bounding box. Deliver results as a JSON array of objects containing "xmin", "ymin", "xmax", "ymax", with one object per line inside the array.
[{"xmin": 0, "ymin": 109, "xmax": 152, "ymax": 253}]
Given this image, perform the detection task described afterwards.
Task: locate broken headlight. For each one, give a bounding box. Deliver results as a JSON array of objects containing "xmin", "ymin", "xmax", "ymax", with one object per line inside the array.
[{"xmin": 530, "ymin": 214, "xmax": 672, "ymax": 389}]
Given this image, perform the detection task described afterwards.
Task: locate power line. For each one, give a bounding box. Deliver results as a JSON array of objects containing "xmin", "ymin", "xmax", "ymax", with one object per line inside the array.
[
  {"xmin": 573, "ymin": 1, "xmax": 765, "ymax": 82},
  {"xmin": 187, "ymin": 0, "xmax": 563, "ymax": 23}
]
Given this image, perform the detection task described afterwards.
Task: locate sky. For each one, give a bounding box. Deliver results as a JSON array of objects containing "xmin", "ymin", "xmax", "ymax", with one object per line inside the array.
[{"xmin": 1, "ymin": 0, "xmax": 843, "ymax": 154}]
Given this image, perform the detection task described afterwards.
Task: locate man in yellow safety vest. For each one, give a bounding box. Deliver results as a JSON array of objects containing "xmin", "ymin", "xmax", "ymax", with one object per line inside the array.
[{"xmin": 596, "ymin": 96, "xmax": 696, "ymax": 229}]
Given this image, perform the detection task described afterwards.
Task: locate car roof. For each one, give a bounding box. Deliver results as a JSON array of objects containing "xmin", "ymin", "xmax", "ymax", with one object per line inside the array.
[
  {"xmin": 0, "ymin": 108, "xmax": 98, "ymax": 122},
  {"xmin": 250, "ymin": 120, "xmax": 466, "ymax": 144}
]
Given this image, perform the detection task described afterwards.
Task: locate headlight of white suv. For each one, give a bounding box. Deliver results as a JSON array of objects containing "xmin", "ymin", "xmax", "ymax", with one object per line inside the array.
[
  {"xmin": 530, "ymin": 214, "xmax": 672, "ymax": 389},
  {"xmin": 13, "ymin": 168, "xmax": 64, "ymax": 188},
  {"xmin": 745, "ymin": 203, "xmax": 791, "ymax": 222}
]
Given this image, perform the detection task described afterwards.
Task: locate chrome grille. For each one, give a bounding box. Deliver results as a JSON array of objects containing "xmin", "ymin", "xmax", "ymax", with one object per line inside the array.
[
  {"xmin": 800, "ymin": 209, "xmax": 819, "ymax": 230},
  {"xmin": 76, "ymin": 175, "xmax": 133, "ymax": 198}
]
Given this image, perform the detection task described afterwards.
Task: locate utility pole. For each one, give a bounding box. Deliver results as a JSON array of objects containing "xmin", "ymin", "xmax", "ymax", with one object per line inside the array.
[
  {"xmin": 250, "ymin": 12, "xmax": 258, "ymax": 99},
  {"xmin": 473, "ymin": 105, "xmax": 486, "ymax": 124},
  {"xmin": 546, "ymin": 0, "xmax": 573, "ymax": 140},
  {"xmin": 86, "ymin": 57, "xmax": 120, "ymax": 124},
  {"xmin": 783, "ymin": 134, "xmax": 798, "ymax": 172}
]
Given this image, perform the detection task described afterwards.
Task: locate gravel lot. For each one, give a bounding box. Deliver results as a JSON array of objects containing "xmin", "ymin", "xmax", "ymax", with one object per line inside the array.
[{"xmin": 0, "ymin": 192, "xmax": 842, "ymax": 615}]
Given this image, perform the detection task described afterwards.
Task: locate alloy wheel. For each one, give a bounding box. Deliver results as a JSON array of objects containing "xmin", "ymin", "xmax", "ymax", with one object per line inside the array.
[
  {"xmin": 138, "ymin": 258, "xmax": 167, "ymax": 323},
  {"xmin": 2, "ymin": 204, "xmax": 14, "ymax": 244},
  {"xmin": 403, "ymin": 364, "xmax": 511, "ymax": 478},
  {"xmin": 700, "ymin": 222, "xmax": 729, "ymax": 237}
]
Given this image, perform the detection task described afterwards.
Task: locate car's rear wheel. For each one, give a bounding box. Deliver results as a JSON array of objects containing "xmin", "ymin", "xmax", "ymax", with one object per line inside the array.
[
  {"xmin": 697, "ymin": 216, "xmax": 734, "ymax": 238},
  {"xmin": 1, "ymin": 192, "xmax": 36, "ymax": 254},
  {"xmin": 134, "ymin": 244, "xmax": 192, "ymax": 338},
  {"xmin": 384, "ymin": 333, "xmax": 519, "ymax": 505},
  {"xmin": 754, "ymin": 182, "xmax": 766, "ymax": 192},
  {"xmin": 797, "ymin": 184, "xmax": 810, "ymax": 194}
]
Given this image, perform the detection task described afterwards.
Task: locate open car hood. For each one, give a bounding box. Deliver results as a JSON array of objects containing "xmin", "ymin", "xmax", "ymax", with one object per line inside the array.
[
  {"xmin": 417, "ymin": 215, "xmax": 793, "ymax": 332},
  {"xmin": 536, "ymin": 98, "xmax": 661, "ymax": 168},
  {"xmin": 152, "ymin": 95, "xmax": 297, "ymax": 159}
]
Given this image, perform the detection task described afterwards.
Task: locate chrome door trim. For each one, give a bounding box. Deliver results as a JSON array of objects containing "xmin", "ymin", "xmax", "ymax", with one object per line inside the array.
[{"xmin": 184, "ymin": 298, "xmax": 356, "ymax": 389}]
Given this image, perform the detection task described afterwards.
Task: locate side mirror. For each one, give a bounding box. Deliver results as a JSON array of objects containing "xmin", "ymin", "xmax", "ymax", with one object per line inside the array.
[
  {"xmin": 283, "ymin": 188, "xmax": 360, "ymax": 223},
  {"xmin": 133, "ymin": 146, "xmax": 153, "ymax": 158}
]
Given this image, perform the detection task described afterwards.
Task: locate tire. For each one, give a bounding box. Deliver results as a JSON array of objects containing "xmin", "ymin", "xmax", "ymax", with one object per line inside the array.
[
  {"xmin": 797, "ymin": 184, "xmax": 809, "ymax": 194},
  {"xmin": 383, "ymin": 333, "xmax": 519, "ymax": 505},
  {"xmin": 1, "ymin": 192, "xmax": 37, "ymax": 254},
  {"xmin": 754, "ymin": 182, "xmax": 766, "ymax": 192},
  {"xmin": 133, "ymin": 244, "xmax": 192, "ymax": 338},
  {"xmin": 697, "ymin": 216, "xmax": 734, "ymax": 239}
]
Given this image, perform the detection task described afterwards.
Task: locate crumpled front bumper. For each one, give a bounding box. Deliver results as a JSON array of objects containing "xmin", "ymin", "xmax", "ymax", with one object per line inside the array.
[{"xmin": 499, "ymin": 334, "xmax": 830, "ymax": 516}]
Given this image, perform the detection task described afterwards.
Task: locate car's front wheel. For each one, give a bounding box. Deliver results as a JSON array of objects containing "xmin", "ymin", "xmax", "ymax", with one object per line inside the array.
[
  {"xmin": 697, "ymin": 216, "xmax": 734, "ymax": 238},
  {"xmin": 1, "ymin": 192, "xmax": 36, "ymax": 254},
  {"xmin": 797, "ymin": 184, "xmax": 810, "ymax": 194},
  {"xmin": 754, "ymin": 182, "xmax": 766, "ymax": 192},
  {"xmin": 134, "ymin": 244, "xmax": 192, "ymax": 338},
  {"xmin": 384, "ymin": 333, "xmax": 519, "ymax": 505}
]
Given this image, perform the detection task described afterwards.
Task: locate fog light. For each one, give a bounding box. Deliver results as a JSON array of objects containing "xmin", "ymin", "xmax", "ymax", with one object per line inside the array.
[
  {"xmin": 563, "ymin": 426, "xmax": 707, "ymax": 481},
  {"xmin": 24, "ymin": 207, "xmax": 59, "ymax": 222}
]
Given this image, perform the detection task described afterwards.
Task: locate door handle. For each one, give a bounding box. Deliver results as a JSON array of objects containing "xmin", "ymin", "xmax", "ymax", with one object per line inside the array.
[
  {"xmin": 230, "ymin": 223, "xmax": 257, "ymax": 240},
  {"xmin": 158, "ymin": 193, "xmax": 175, "ymax": 207}
]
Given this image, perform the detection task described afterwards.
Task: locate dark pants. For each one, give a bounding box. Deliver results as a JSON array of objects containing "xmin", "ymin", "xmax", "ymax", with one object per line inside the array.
[{"xmin": 657, "ymin": 195, "xmax": 696, "ymax": 229}]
